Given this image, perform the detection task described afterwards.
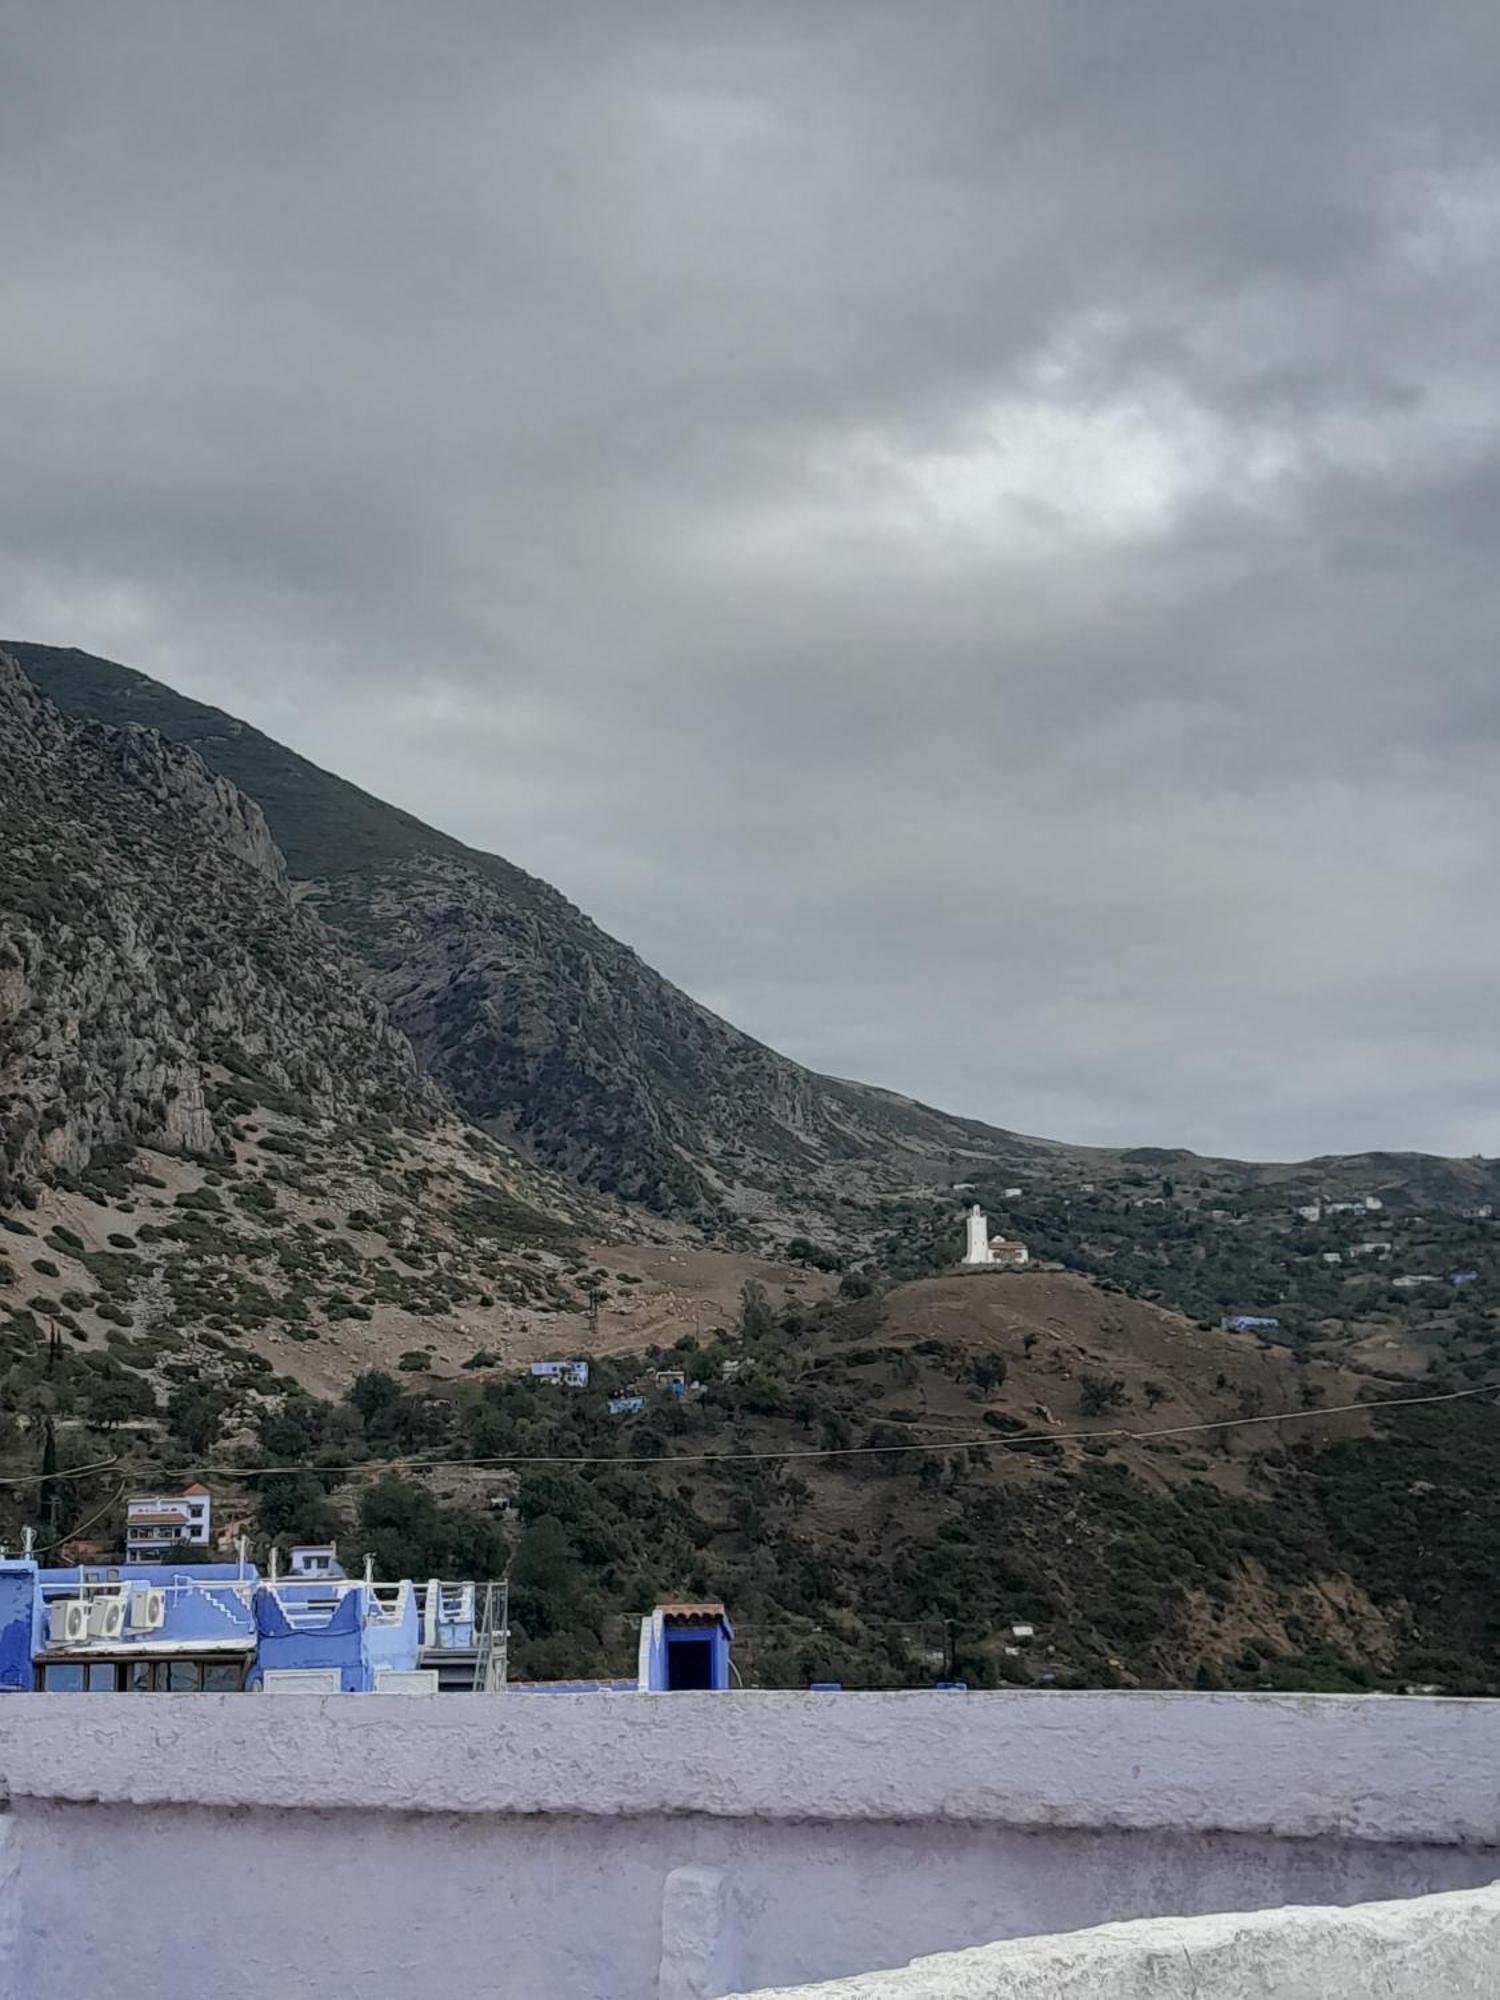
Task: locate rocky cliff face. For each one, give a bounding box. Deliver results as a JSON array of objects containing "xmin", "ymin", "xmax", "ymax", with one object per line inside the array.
[
  {"xmin": 0, "ymin": 650, "xmax": 438, "ymax": 1196},
  {"xmin": 10, "ymin": 644, "xmax": 1051, "ymax": 1225},
  {"xmin": 315, "ymin": 852, "xmax": 1040, "ymax": 1218}
]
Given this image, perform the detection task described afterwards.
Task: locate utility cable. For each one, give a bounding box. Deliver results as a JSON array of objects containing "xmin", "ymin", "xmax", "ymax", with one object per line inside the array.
[
  {"xmin": 3, "ymin": 1382, "xmax": 1491, "ymax": 1492},
  {"xmin": 189, "ymin": 1377, "xmax": 1500, "ymax": 1482}
]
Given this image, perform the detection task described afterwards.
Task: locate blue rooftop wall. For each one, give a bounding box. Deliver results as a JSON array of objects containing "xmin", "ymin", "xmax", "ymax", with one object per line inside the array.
[
  {"xmin": 35, "ymin": 1564, "xmax": 259, "ymax": 1656},
  {"xmin": 511, "ymin": 1680, "xmax": 638, "ymax": 1695},
  {"xmin": 363, "ymin": 1588, "xmax": 421, "ymax": 1682},
  {"xmin": 251, "ymin": 1582, "xmax": 420, "ymax": 1692},
  {"xmin": 0, "ymin": 1561, "xmax": 38, "ymax": 1692}
]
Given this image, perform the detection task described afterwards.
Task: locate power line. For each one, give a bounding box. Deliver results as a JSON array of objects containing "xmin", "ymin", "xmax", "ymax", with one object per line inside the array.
[
  {"xmin": 0, "ymin": 1451, "xmax": 121, "ymax": 1490},
  {"xmin": 188, "ymin": 1377, "xmax": 1500, "ymax": 1482},
  {"xmin": 2, "ymin": 1381, "xmax": 1492, "ymax": 1496},
  {"xmin": 30, "ymin": 1484, "xmax": 128, "ymax": 1558}
]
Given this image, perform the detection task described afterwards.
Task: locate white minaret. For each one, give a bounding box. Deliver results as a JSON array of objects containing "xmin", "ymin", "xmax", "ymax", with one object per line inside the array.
[{"xmin": 962, "ymin": 1203, "xmax": 994, "ymax": 1266}]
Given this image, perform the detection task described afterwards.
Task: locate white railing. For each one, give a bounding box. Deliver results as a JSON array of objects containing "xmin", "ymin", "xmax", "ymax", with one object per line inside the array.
[
  {"xmin": 421, "ymin": 1579, "xmax": 479, "ymax": 1649},
  {"xmin": 260, "ymin": 1583, "xmax": 345, "ymax": 1630},
  {"xmin": 368, "ymin": 1582, "xmax": 411, "ymax": 1626},
  {"xmin": 263, "ymin": 1579, "xmax": 412, "ymax": 1631}
]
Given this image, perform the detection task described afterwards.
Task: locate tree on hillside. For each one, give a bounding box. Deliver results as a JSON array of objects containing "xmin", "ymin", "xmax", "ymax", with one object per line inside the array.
[
  {"xmin": 166, "ymin": 1384, "xmax": 232, "ymax": 1456},
  {"xmin": 738, "ymin": 1281, "xmax": 776, "ymax": 1342},
  {"xmin": 354, "ymin": 1474, "xmax": 507, "ymax": 1580},
  {"xmin": 39, "ymin": 1420, "xmax": 61, "ymax": 1537},
  {"xmin": 258, "ymin": 1470, "xmax": 342, "ymax": 1547},
  {"xmin": 348, "ymin": 1370, "xmax": 401, "ymax": 1425},
  {"xmin": 509, "ymin": 1511, "xmax": 597, "ymax": 1651}
]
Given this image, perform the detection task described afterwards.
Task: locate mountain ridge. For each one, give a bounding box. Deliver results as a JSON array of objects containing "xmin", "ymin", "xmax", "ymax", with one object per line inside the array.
[
  {"xmin": 10, "ymin": 641, "xmax": 1495, "ymax": 1226},
  {"xmin": 9, "ymin": 643, "xmax": 1059, "ymax": 1221}
]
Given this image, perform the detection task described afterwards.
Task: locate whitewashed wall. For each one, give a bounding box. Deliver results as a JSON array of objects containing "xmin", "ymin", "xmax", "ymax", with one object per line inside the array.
[
  {"xmin": 3, "ymin": 1691, "xmax": 1500, "ymax": 2000},
  {"xmin": 730, "ymin": 1882, "xmax": 1500, "ymax": 1999}
]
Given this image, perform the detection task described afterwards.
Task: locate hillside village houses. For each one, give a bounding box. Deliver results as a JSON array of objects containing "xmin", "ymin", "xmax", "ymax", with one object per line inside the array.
[{"xmin": 1296, "ymin": 1192, "xmax": 1392, "ymax": 1224}]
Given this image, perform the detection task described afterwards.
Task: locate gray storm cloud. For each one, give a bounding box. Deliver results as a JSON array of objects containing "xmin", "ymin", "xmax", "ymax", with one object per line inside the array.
[{"xmin": 2, "ymin": 0, "xmax": 1497, "ymax": 1157}]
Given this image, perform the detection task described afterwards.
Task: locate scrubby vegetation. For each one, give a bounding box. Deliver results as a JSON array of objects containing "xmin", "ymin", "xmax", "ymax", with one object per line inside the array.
[{"xmin": 7, "ymin": 641, "xmax": 1500, "ymax": 1697}]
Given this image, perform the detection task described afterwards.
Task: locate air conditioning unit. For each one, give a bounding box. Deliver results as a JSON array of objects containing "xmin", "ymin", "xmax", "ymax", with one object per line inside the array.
[
  {"xmin": 49, "ymin": 1600, "xmax": 90, "ymax": 1647},
  {"xmin": 130, "ymin": 1587, "xmax": 167, "ymax": 1633},
  {"xmin": 88, "ymin": 1595, "xmax": 127, "ymax": 1641}
]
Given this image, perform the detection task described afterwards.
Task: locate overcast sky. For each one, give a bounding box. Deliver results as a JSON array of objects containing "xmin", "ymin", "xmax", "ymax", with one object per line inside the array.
[{"xmin": 4, "ymin": 2, "xmax": 1498, "ymax": 1161}]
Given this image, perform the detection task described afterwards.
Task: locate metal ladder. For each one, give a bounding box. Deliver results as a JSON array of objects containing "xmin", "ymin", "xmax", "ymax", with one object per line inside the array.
[{"xmin": 472, "ymin": 1581, "xmax": 510, "ymax": 1693}]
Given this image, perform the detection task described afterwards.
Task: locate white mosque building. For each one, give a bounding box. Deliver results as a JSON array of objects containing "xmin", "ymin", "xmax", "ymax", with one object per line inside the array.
[{"xmin": 960, "ymin": 1202, "xmax": 1029, "ymax": 1270}]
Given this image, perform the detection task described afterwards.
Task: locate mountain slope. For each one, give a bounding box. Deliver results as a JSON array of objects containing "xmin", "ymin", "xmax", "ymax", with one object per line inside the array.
[
  {"xmin": 0, "ymin": 650, "xmax": 593, "ymax": 1436},
  {"xmin": 13, "ymin": 643, "xmax": 1056, "ymax": 1220},
  {"xmin": 12, "ymin": 642, "xmax": 1495, "ymax": 1229}
]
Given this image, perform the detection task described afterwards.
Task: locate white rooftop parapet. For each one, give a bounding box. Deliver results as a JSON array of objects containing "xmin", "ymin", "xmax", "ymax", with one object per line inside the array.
[
  {"xmin": 4, "ymin": 1693, "xmax": 1500, "ymax": 2000},
  {"xmin": 7, "ymin": 1690, "xmax": 1500, "ymax": 1837},
  {"xmin": 727, "ymin": 1880, "xmax": 1500, "ymax": 1999}
]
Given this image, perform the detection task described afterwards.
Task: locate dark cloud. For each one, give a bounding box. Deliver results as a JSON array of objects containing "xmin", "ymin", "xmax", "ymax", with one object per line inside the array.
[{"xmin": 3, "ymin": 0, "xmax": 1498, "ymax": 1156}]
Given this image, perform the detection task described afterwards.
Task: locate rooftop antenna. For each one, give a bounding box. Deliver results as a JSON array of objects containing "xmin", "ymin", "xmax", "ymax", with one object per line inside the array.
[
  {"xmin": 363, "ymin": 1553, "xmax": 374, "ymax": 1587},
  {"xmin": 22, "ymin": 1526, "xmax": 35, "ymax": 1561},
  {"xmin": 236, "ymin": 1534, "xmax": 248, "ymax": 1582},
  {"xmin": 268, "ymin": 1545, "xmax": 279, "ymax": 1585}
]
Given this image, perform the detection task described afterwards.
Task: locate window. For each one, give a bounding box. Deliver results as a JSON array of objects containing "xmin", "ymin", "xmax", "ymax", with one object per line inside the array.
[
  {"xmin": 41, "ymin": 1661, "xmax": 123, "ymax": 1692},
  {"xmin": 203, "ymin": 1664, "xmax": 241, "ymax": 1692},
  {"xmin": 166, "ymin": 1662, "xmax": 201, "ymax": 1693}
]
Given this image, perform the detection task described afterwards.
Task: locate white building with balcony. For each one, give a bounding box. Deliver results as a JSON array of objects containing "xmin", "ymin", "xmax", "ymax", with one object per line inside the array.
[{"xmin": 124, "ymin": 1486, "xmax": 212, "ymax": 1564}]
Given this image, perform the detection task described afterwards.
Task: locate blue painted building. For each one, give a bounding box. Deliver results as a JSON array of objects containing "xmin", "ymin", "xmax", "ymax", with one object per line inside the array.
[
  {"xmin": 252, "ymin": 1574, "xmax": 422, "ymax": 1692},
  {"xmin": 26, "ymin": 1559, "xmax": 260, "ymax": 1692},
  {"xmin": 0, "ymin": 1557, "xmax": 39, "ymax": 1692},
  {"xmin": 636, "ymin": 1602, "xmax": 734, "ymax": 1692},
  {"xmin": 0, "ymin": 1553, "xmax": 732, "ymax": 1697}
]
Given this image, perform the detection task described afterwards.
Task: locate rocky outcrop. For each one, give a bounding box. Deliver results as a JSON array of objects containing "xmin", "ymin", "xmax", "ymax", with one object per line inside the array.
[
  {"xmin": 0, "ymin": 651, "xmax": 439, "ymax": 1195},
  {"xmin": 315, "ymin": 849, "xmax": 1050, "ymax": 1220},
  {"xmin": 102, "ymin": 721, "xmax": 285, "ymax": 884}
]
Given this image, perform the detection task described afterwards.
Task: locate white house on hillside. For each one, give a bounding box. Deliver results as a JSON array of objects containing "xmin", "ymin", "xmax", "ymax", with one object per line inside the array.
[{"xmin": 124, "ymin": 1486, "xmax": 212, "ymax": 1564}]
